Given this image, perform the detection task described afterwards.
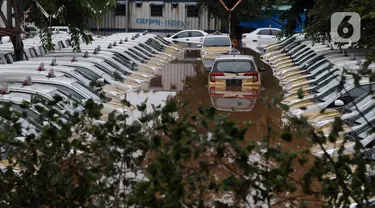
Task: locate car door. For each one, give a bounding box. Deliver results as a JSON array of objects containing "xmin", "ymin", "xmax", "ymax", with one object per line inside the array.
[
  {"xmin": 255, "ymin": 29, "xmax": 270, "ymax": 41},
  {"xmin": 190, "ymin": 31, "xmax": 205, "ymax": 43},
  {"xmin": 171, "ymin": 31, "xmax": 190, "ymax": 43}
]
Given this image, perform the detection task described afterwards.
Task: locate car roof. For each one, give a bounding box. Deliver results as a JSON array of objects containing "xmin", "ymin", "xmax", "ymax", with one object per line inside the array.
[
  {"xmin": 256, "ymin": 27, "xmax": 281, "ymax": 30},
  {"xmin": 11, "ymin": 59, "xmax": 97, "ymax": 66},
  {"xmin": 206, "ymin": 32, "xmax": 229, "ymax": 38},
  {"xmin": 216, "ymin": 54, "xmax": 254, "ymax": 60},
  {"xmin": 0, "ymin": 74, "xmax": 77, "ymax": 84},
  {"xmin": 7, "ymin": 83, "xmax": 58, "ymax": 94},
  {"xmin": 0, "ymin": 92, "xmax": 32, "ymax": 104}
]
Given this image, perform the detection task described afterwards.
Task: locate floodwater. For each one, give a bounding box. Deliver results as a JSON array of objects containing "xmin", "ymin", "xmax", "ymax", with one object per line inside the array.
[{"xmin": 126, "ymin": 48, "xmax": 320, "ymax": 206}]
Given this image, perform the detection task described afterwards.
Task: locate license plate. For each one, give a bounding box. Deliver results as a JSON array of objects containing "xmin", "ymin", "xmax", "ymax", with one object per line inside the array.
[{"xmin": 226, "ymin": 79, "xmax": 242, "ymax": 86}]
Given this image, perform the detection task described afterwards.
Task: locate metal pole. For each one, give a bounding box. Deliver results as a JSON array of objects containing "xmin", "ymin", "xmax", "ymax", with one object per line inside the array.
[
  {"xmin": 125, "ymin": 0, "xmax": 129, "ymax": 32},
  {"xmin": 229, "ymin": 11, "xmax": 231, "ymax": 50},
  {"xmin": 218, "ymin": 0, "xmax": 243, "ymax": 51}
]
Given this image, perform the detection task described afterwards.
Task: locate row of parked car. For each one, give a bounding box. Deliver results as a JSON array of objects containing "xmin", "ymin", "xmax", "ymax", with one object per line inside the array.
[
  {"xmin": 0, "ymin": 31, "xmax": 182, "ymax": 144},
  {"xmin": 261, "ymin": 34, "xmax": 375, "ymax": 159}
]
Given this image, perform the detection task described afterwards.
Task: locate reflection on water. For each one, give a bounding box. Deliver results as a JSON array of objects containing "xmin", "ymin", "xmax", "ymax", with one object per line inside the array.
[
  {"xmin": 209, "ymin": 86, "xmax": 260, "ymax": 112},
  {"xmin": 126, "ymin": 50, "xmax": 200, "ymax": 123},
  {"xmin": 149, "ymin": 49, "xmax": 199, "ymax": 91},
  {"xmin": 126, "ymin": 90, "xmax": 176, "ymax": 123}
]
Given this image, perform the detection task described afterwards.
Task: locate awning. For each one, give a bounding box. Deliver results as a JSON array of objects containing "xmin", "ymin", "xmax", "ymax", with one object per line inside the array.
[{"xmin": 239, "ymin": 13, "xmax": 306, "ymax": 33}]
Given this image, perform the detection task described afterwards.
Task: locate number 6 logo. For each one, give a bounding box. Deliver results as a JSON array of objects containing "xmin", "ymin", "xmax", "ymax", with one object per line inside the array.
[{"xmin": 331, "ymin": 12, "xmax": 361, "ymax": 43}]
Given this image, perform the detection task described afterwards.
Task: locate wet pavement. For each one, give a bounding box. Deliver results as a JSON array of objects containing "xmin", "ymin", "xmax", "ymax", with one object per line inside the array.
[{"xmin": 126, "ymin": 47, "xmax": 319, "ymax": 205}]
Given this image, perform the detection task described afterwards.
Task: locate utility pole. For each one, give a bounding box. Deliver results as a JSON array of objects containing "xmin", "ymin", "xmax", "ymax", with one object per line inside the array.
[
  {"xmin": 125, "ymin": 0, "xmax": 129, "ymax": 32},
  {"xmin": 218, "ymin": 0, "xmax": 243, "ymax": 50}
]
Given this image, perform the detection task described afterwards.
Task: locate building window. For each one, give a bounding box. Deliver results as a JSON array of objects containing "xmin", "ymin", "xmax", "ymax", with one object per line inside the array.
[
  {"xmin": 151, "ymin": 5, "xmax": 163, "ymax": 17},
  {"xmin": 115, "ymin": 1, "xmax": 126, "ymax": 16},
  {"xmin": 186, "ymin": 5, "xmax": 199, "ymax": 17},
  {"xmin": 172, "ymin": 3, "xmax": 178, "ymax": 9}
]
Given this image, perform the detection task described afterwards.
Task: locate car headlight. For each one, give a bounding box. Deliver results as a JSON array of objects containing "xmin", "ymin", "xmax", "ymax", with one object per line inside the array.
[{"xmin": 201, "ymin": 50, "xmax": 207, "ymax": 56}]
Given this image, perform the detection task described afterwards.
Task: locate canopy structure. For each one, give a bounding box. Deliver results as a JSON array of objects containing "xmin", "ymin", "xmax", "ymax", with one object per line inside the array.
[{"xmin": 240, "ymin": 13, "xmax": 306, "ymax": 33}]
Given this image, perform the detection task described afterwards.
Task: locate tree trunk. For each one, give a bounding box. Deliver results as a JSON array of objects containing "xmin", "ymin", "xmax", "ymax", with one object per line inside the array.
[
  {"xmin": 11, "ymin": 34, "xmax": 23, "ymax": 61},
  {"xmin": 12, "ymin": 0, "xmax": 24, "ymax": 61}
]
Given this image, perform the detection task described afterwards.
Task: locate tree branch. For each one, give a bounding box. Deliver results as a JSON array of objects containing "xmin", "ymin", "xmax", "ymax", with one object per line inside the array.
[{"xmin": 0, "ymin": 10, "xmax": 8, "ymax": 28}]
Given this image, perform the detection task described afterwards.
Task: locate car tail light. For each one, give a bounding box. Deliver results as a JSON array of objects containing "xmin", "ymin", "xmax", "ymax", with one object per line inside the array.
[
  {"xmin": 243, "ymin": 72, "xmax": 259, "ymax": 82},
  {"xmin": 209, "ymin": 72, "xmax": 224, "ymax": 83},
  {"xmin": 242, "ymin": 34, "xmax": 246, "ymax": 39},
  {"xmin": 209, "ymin": 87, "xmax": 224, "ymax": 97}
]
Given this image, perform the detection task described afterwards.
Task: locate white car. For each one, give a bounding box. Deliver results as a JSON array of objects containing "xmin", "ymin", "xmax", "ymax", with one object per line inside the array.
[
  {"xmin": 51, "ymin": 26, "xmax": 70, "ymax": 33},
  {"xmin": 164, "ymin": 30, "xmax": 208, "ymax": 44},
  {"xmin": 241, "ymin": 28, "xmax": 282, "ymax": 53}
]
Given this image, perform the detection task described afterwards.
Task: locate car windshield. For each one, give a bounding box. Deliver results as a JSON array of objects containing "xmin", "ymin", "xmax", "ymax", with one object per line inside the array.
[
  {"xmin": 291, "ymin": 47, "xmax": 308, "ymax": 56},
  {"xmin": 289, "ymin": 46, "xmax": 306, "ymax": 55},
  {"xmin": 113, "ymin": 56, "xmax": 133, "ymax": 69},
  {"xmin": 285, "ymin": 42, "xmax": 300, "ymax": 51},
  {"xmin": 125, "ymin": 51, "xmax": 143, "ymax": 62},
  {"xmin": 315, "ymin": 84, "xmax": 341, "ymax": 101},
  {"xmin": 94, "ymin": 64, "xmax": 114, "ymax": 76},
  {"xmin": 305, "ymin": 61, "xmax": 328, "ymax": 73},
  {"xmin": 214, "ymin": 60, "xmax": 256, "ymax": 73},
  {"xmin": 72, "ymin": 82, "xmax": 99, "ymax": 99},
  {"xmin": 104, "ymin": 60, "xmax": 129, "ymax": 75},
  {"xmin": 39, "ymin": 46, "xmax": 46, "ymax": 55},
  {"xmin": 129, "ymin": 48, "xmax": 148, "ymax": 59},
  {"xmin": 48, "ymin": 84, "xmax": 86, "ymax": 100},
  {"xmin": 48, "ymin": 89, "xmax": 68, "ymax": 100},
  {"xmin": 139, "ymin": 43, "xmax": 156, "ymax": 54},
  {"xmin": 135, "ymin": 46, "xmax": 153, "ymax": 57},
  {"xmin": 347, "ymin": 94, "xmax": 374, "ymax": 110},
  {"xmin": 281, "ymin": 37, "xmax": 296, "ymax": 47},
  {"xmin": 347, "ymin": 99, "xmax": 375, "ymax": 123},
  {"xmin": 4, "ymin": 54, "xmax": 14, "ymax": 63},
  {"xmin": 203, "ymin": 37, "xmax": 231, "ymax": 47},
  {"xmin": 348, "ymin": 117, "xmax": 375, "ymax": 140},
  {"xmin": 74, "ymin": 66, "xmax": 101, "ymax": 81},
  {"xmin": 12, "ymin": 104, "xmax": 43, "ymax": 129}
]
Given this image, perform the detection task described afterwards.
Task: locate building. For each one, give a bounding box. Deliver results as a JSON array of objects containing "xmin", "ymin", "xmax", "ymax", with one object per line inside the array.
[{"xmin": 88, "ymin": 0, "xmax": 222, "ymax": 35}]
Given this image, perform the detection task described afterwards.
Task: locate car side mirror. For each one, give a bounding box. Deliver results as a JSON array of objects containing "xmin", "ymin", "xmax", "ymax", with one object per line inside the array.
[{"xmin": 334, "ymin": 99, "xmax": 344, "ymax": 107}]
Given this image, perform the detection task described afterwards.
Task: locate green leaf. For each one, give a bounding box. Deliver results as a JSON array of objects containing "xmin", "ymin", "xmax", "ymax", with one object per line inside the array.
[{"xmin": 297, "ymin": 88, "xmax": 304, "ymax": 99}]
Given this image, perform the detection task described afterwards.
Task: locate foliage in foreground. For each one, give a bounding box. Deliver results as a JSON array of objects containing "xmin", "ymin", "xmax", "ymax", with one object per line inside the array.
[{"xmin": 0, "ymin": 96, "xmax": 374, "ymax": 207}]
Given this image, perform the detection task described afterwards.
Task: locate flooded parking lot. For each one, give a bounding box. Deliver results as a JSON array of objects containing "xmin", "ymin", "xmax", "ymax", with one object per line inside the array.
[
  {"xmin": 125, "ymin": 47, "xmax": 319, "ymax": 205},
  {"xmin": 130, "ymin": 49, "xmax": 312, "ymax": 162}
]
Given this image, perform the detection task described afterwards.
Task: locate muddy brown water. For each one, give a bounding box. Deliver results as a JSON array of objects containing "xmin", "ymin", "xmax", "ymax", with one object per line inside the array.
[{"xmin": 127, "ymin": 48, "xmax": 322, "ymax": 206}]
